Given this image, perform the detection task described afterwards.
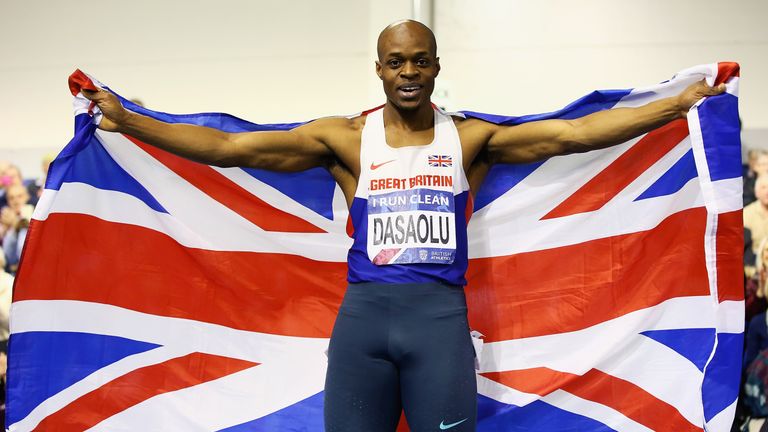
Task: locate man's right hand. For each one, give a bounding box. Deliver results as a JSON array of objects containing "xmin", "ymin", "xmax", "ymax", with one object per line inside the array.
[{"xmin": 81, "ymin": 88, "xmax": 129, "ymax": 132}]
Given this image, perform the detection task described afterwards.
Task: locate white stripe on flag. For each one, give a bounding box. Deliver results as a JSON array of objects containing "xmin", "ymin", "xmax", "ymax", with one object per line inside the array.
[
  {"xmin": 476, "ymin": 376, "xmax": 655, "ymax": 432},
  {"xmin": 541, "ymin": 390, "xmax": 654, "ymax": 432},
  {"xmin": 705, "ymin": 399, "xmax": 739, "ymax": 432},
  {"xmin": 89, "ymin": 358, "xmax": 326, "ymax": 432},
  {"xmin": 34, "ymin": 183, "xmax": 350, "ymax": 261},
  {"xmin": 10, "ymin": 300, "xmax": 330, "ymax": 361},
  {"xmin": 469, "ymin": 137, "xmax": 707, "ymax": 258},
  {"xmin": 479, "ymin": 296, "xmax": 734, "ymax": 426},
  {"xmin": 480, "ymin": 296, "xmax": 730, "ymax": 372},
  {"xmin": 211, "ymin": 165, "xmax": 348, "ymax": 235},
  {"xmin": 95, "ymin": 130, "xmax": 352, "ymax": 260},
  {"xmin": 11, "ymin": 346, "xmax": 189, "ymax": 432}
]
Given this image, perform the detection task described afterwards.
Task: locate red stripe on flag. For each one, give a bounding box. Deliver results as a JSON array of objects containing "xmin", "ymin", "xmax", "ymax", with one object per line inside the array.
[
  {"xmin": 465, "ymin": 193, "xmax": 474, "ymax": 224},
  {"xmin": 125, "ymin": 135, "xmax": 325, "ymax": 233},
  {"xmin": 346, "ymin": 214, "xmax": 355, "ymax": 237},
  {"xmin": 33, "ymin": 352, "xmax": 257, "ymax": 431},
  {"xmin": 466, "ymin": 207, "xmax": 710, "ymax": 341},
  {"xmin": 542, "ymin": 120, "xmax": 689, "ymax": 219},
  {"xmin": 483, "ymin": 368, "xmax": 701, "ymax": 431},
  {"xmin": 15, "ymin": 213, "xmax": 346, "ymax": 337},
  {"xmin": 67, "ymin": 69, "xmax": 98, "ymax": 96},
  {"xmin": 716, "ymin": 210, "xmax": 745, "ymax": 302},
  {"xmin": 716, "ymin": 62, "xmax": 740, "ymax": 85}
]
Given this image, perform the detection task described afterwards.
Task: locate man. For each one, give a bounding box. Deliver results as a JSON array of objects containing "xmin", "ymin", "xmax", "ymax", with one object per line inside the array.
[
  {"xmin": 0, "ymin": 164, "xmax": 39, "ymax": 207},
  {"xmin": 1, "ymin": 184, "xmax": 33, "ymax": 274},
  {"xmin": 83, "ymin": 19, "xmax": 724, "ymax": 432},
  {"xmin": 745, "ymin": 175, "xmax": 768, "ymax": 261},
  {"xmin": 745, "ymin": 150, "xmax": 768, "ymax": 206}
]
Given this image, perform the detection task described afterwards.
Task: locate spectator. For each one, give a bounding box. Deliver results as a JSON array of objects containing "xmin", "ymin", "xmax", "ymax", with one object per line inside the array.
[
  {"xmin": 744, "ymin": 238, "xmax": 768, "ymax": 334},
  {"xmin": 0, "ymin": 161, "xmax": 12, "ymax": 209},
  {"xmin": 1, "ymin": 184, "xmax": 33, "ymax": 274},
  {"xmin": 745, "ymin": 151, "xmax": 768, "ymax": 206},
  {"xmin": 747, "ymin": 230, "xmax": 767, "ymax": 323},
  {"xmin": 0, "ymin": 253, "xmax": 11, "ymax": 344},
  {"xmin": 741, "ymin": 239, "xmax": 768, "ymax": 431},
  {"xmin": 745, "ymin": 175, "xmax": 768, "ymax": 261},
  {"xmin": 0, "ymin": 164, "xmax": 38, "ymax": 208}
]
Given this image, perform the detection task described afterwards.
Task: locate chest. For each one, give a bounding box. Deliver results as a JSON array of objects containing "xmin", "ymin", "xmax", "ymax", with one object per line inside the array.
[{"xmin": 384, "ymin": 127, "xmax": 435, "ymax": 148}]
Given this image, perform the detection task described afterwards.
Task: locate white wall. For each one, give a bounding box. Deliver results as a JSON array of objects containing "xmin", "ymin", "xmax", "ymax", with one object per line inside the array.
[
  {"xmin": 435, "ymin": 0, "xmax": 767, "ymax": 119},
  {"xmin": 1, "ymin": 0, "xmax": 766, "ymax": 177}
]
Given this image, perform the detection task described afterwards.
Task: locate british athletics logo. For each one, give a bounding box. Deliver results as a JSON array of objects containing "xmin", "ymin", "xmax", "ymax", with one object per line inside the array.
[{"xmin": 7, "ymin": 63, "xmax": 742, "ymax": 431}]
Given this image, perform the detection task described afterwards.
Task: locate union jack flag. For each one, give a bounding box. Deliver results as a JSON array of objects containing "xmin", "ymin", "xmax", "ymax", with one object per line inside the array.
[
  {"xmin": 428, "ymin": 154, "xmax": 453, "ymax": 167},
  {"xmin": 7, "ymin": 63, "xmax": 742, "ymax": 431}
]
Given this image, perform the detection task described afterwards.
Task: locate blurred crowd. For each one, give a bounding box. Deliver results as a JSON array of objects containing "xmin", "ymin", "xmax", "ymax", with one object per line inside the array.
[
  {"xmin": 0, "ymin": 155, "xmax": 53, "ymax": 426},
  {"xmin": 739, "ymin": 149, "xmax": 768, "ymax": 431}
]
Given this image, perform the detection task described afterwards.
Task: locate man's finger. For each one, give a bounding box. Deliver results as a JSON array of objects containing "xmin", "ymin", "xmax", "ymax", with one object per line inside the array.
[
  {"xmin": 81, "ymin": 87, "xmax": 108, "ymax": 100},
  {"xmin": 704, "ymin": 83, "xmax": 726, "ymax": 96},
  {"xmin": 81, "ymin": 88, "xmax": 100, "ymax": 100}
]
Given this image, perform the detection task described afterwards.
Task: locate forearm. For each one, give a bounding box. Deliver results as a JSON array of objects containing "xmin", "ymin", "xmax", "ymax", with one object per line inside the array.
[
  {"xmin": 118, "ymin": 111, "xmax": 237, "ymax": 166},
  {"xmin": 486, "ymin": 80, "xmax": 721, "ymax": 164},
  {"xmin": 568, "ymin": 97, "xmax": 683, "ymax": 152}
]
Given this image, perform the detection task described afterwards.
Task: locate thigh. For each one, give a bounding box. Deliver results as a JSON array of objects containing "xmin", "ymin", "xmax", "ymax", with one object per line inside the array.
[
  {"xmin": 324, "ymin": 297, "xmax": 402, "ymax": 432},
  {"xmin": 398, "ymin": 311, "xmax": 477, "ymax": 431}
]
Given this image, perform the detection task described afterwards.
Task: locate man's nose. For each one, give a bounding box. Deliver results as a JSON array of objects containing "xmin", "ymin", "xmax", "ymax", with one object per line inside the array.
[{"xmin": 400, "ymin": 61, "xmax": 418, "ymax": 78}]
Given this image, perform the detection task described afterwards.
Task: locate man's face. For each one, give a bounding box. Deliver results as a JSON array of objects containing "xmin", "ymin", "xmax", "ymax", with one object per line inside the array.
[
  {"xmin": 6, "ymin": 185, "xmax": 28, "ymax": 212},
  {"xmin": 0, "ymin": 166, "xmax": 21, "ymax": 189},
  {"xmin": 748, "ymin": 151, "xmax": 759, "ymax": 171},
  {"xmin": 755, "ymin": 155, "xmax": 768, "ymax": 177},
  {"xmin": 376, "ymin": 25, "xmax": 440, "ymax": 111}
]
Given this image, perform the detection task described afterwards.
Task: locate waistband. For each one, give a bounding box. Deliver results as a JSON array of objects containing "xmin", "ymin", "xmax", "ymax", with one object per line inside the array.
[{"xmin": 347, "ymin": 282, "xmax": 464, "ymax": 294}]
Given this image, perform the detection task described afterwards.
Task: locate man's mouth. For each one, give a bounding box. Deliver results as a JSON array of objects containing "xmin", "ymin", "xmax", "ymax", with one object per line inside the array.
[{"xmin": 397, "ymin": 84, "xmax": 423, "ymax": 99}]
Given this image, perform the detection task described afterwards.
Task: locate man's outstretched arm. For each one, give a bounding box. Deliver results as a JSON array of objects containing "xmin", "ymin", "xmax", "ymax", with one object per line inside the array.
[
  {"xmin": 82, "ymin": 88, "xmax": 336, "ymax": 171},
  {"xmin": 480, "ymin": 80, "xmax": 726, "ymax": 164}
]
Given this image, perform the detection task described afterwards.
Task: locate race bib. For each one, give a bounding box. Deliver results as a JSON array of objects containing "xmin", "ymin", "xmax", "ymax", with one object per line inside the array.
[{"xmin": 367, "ymin": 188, "xmax": 456, "ymax": 265}]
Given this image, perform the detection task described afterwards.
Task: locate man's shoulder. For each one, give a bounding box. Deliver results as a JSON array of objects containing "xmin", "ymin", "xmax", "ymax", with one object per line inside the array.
[
  {"xmin": 308, "ymin": 115, "xmax": 366, "ymax": 131},
  {"xmin": 453, "ymin": 115, "xmax": 488, "ymax": 128},
  {"xmin": 452, "ymin": 116, "xmax": 503, "ymax": 141},
  {"xmin": 299, "ymin": 116, "xmax": 364, "ymax": 147}
]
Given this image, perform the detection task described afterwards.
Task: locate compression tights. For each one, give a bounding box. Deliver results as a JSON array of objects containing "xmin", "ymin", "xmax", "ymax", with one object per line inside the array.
[{"xmin": 324, "ymin": 282, "xmax": 477, "ymax": 431}]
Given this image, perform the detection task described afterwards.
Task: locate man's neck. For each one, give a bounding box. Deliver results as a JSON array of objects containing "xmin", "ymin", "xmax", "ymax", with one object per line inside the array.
[{"xmin": 382, "ymin": 101, "xmax": 434, "ymax": 131}]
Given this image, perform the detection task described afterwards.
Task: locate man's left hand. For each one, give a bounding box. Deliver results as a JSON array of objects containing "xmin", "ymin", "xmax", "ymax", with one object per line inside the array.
[{"xmin": 677, "ymin": 80, "xmax": 726, "ymax": 117}]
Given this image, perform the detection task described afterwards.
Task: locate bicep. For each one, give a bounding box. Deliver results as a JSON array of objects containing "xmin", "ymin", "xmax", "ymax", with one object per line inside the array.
[
  {"xmin": 227, "ymin": 121, "xmax": 334, "ymax": 171},
  {"xmin": 487, "ymin": 119, "xmax": 577, "ymax": 164}
]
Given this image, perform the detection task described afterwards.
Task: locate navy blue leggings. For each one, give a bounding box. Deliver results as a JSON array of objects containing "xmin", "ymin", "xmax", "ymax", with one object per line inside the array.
[{"xmin": 324, "ymin": 282, "xmax": 477, "ymax": 431}]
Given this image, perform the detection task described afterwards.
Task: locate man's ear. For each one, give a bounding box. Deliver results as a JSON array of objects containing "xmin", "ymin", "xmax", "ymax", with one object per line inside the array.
[
  {"xmin": 375, "ymin": 61, "xmax": 383, "ymax": 80},
  {"xmin": 435, "ymin": 57, "xmax": 441, "ymax": 78}
]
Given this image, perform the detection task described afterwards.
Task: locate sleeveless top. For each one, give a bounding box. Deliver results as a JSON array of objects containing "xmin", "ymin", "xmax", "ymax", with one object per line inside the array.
[{"xmin": 347, "ymin": 107, "xmax": 472, "ymax": 286}]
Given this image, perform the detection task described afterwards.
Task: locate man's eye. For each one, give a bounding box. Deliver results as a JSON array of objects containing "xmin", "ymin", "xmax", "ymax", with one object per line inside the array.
[
  {"xmin": 388, "ymin": 60, "xmax": 402, "ymax": 68},
  {"xmin": 417, "ymin": 59, "xmax": 429, "ymax": 66}
]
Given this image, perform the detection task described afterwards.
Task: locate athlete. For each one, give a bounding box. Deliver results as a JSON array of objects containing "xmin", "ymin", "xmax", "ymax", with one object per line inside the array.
[{"xmin": 83, "ymin": 19, "xmax": 725, "ymax": 432}]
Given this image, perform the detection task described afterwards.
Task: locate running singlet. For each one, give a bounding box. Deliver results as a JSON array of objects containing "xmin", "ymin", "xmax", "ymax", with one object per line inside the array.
[{"xmin": 347, "ymin": 107, "xmax": 472, "ymax": 285}]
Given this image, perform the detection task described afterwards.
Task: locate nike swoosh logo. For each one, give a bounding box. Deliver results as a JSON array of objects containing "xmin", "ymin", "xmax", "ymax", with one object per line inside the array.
[
  {"xmin": 439, "ymin": 418, "xmax": 468, "ymax": 430},
  {"xmin": 370, "ymin": 159, "xmax": 396, "ymax": 170}
]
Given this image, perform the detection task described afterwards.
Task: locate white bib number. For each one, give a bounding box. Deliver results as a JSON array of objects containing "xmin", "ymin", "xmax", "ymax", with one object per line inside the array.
[{"xmin": 366, "ymin": 188, "xmax": 456, "ymax": 265}]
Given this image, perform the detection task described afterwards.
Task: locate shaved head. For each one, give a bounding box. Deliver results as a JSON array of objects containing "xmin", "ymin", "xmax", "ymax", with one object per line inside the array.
[
  {"xmin": 377, "ymin": 20, "xmax": 437, "ymax": 60},
  {"xmin": 375, "ymin": 19, "xmax": 440, "ymax": 113}
]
